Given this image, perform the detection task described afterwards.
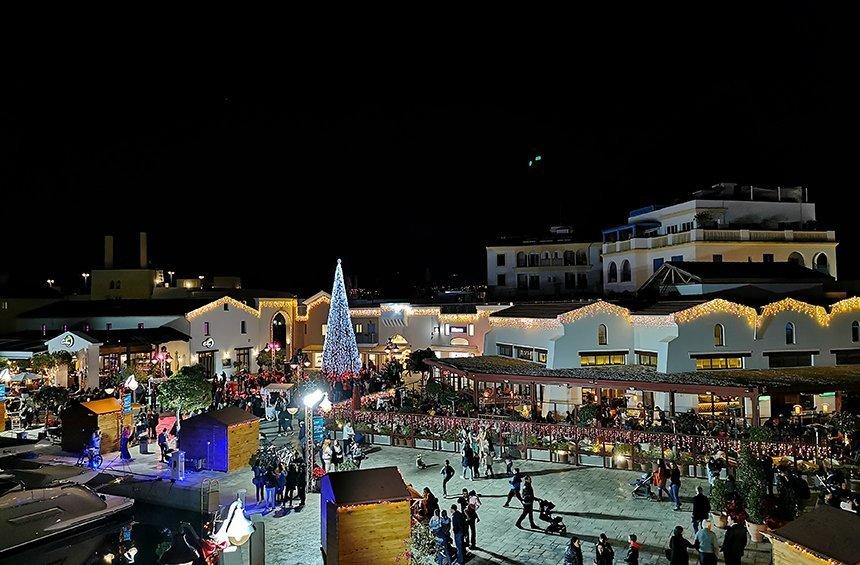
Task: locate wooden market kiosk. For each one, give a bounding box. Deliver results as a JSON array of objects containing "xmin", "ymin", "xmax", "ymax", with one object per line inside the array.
[
  {"xmin": 768, "ymin": 506, "xmax": 860, "ymax": 565},
  {"xmin": 178, "ymin": 406, "xmax": 259, "ymax": 472},
  {"xmin": 320, "ymin": 466, "xmax": 411, "ymax": 564},
  {"xmin": 61, "ymin": 398, "xmax": 133, "ymax": 454}
]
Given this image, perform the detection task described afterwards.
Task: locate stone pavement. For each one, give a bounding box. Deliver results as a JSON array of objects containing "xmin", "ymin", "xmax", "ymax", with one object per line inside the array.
[{"xmin": 245, "ymin": 420, "xmax": 773, "ymax": 565}]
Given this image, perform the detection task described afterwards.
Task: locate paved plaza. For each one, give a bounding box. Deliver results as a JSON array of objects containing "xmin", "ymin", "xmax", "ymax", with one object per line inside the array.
[{"xmin": 241, "ymin": 421, "xmax": 772, "ymax": 564}]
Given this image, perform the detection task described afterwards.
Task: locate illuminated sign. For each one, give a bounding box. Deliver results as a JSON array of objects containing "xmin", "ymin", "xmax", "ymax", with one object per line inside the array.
[
  {"xmin": 61, "ymin": 334, "xmax": 75, "ymax": 348},
  {"xmin": 202, "ymin": 337, "xmax": 215, "ymax": 348}
]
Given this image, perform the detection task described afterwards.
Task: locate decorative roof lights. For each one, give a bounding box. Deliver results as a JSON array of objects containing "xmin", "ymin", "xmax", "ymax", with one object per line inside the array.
[
  {"xmin": 759, "ymin": 298, "xmax": 829, "ymax": 327},
  {"xmin": 186, "ymin": 296, "xmax": 261, "ymax": 319},
  {"xmin": 828, "ymin": 296, "xmax": 860, "ymax": 320},
  {"xmin": 294, "ymin": 295, "xmax": 329, "ymax": 321},
  {"xmin": 671, "ymin": 299, "xmax": 757, "ymax": 328},
  {"xmin": 557, "ymin": 301, "xmax": 631, "ymax": 324},
  {"xmin": 350, "ymin": 307, "xmax": 382, "ymax": 318},
  {"xmin": 259, "ymin": 298, "xmax": 298, "ymax": 311},
  {"xmin": 489, "ymin": 316, "xmax": 562, "ymax": 331}
]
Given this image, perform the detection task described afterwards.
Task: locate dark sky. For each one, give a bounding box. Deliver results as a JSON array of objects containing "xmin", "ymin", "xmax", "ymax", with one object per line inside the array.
[{"xmin": 2, "ymin": 9, "xmax": 856, "ymax": 296}]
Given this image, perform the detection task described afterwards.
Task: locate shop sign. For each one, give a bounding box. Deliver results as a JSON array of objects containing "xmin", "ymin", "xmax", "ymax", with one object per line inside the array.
[
  {"xmin": 61, "ymin": 334, "xmax": 75, "ymax": 348},
  {"xmin": 202, "ymin": 337, "xmax": 215, "ymax": 348},
  {"xmin": 123, "ymin": 393, "xmax": 132, "ymax": 414}
]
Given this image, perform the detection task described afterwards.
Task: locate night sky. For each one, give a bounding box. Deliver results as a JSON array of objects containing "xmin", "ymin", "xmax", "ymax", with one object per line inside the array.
[{"xmin": 2, "ymin": 10, "xmax": 855, "ymax": 296}]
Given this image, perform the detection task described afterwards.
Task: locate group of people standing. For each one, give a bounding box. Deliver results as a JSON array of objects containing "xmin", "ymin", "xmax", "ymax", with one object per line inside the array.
[
  {"xmin": 251, "ymin": 452, "xmax": 307, "ymax": 513},
  {"xmin": 427, "ymin": 489, "xmax": 482, "ymax": 565},
  {"xmin": 458, "ymin": 427, "xmax": 496, "ymax": 480}
]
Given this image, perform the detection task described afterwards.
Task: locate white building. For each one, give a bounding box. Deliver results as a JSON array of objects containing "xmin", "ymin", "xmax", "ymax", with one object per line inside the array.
[
  {"xmin": 602, "ymin": 184, "xmax": 838, "ymax": 294},
  {"xmin": 486, "ymin": 226, "xmax": 603, "ymax": 297}
]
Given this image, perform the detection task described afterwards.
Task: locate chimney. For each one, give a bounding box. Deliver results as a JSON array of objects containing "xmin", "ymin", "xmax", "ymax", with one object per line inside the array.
[
  {"xmin": 139, "ymin": 232, "xmax": 148, "ymax": 268},
  {"xmin": 104, "ymin": 235, "xmax": 114, "ymax": 268}
]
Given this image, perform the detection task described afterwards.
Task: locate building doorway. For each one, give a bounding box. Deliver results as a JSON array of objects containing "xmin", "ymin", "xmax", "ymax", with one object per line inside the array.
[{"xmin": 272, "ymin": 312, "xmax": 288, "ymax": 349}]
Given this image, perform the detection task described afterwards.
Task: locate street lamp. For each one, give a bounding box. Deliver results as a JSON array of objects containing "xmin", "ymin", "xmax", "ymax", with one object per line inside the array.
[
  {"xmin": 167, "ymin": 271, "xmax": 175, "ymax": 285},
  {"xmin": 384, "ymin": 337, "xmax": 400, "ymax": 359},
  {"xmin": 266, "ymin": 341, "xmax": 281, "ymax": 372},
  {"xmin": 303, "ymin": 389, "xmax": 329, "ymax": 490},
  {"xmin": 81, "ymin": 272, "xmax": 90, "ymax": 288},
  {"xmin": 46, "ymin": 279, "xmax": 55, "ymax": 287}
]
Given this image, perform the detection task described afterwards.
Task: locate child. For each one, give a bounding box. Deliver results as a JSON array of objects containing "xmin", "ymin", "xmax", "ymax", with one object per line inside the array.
[
  {"xmin": 624, "ymin": 534, "xmax": 640, "ymax": 565},
  {"xmin": 416, "ymin": 454, "xmax": 428, "ymax": 469}
]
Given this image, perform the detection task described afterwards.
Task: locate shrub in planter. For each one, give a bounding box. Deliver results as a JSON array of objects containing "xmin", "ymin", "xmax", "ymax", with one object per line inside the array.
[
  {"xmin": 710, "ymin": 479, "xmax": 729, "ymax": 528},
  {"xmin": 577, "ymin": 404, "xmax": 601, "ymax": 425},
  {"xmin": 613, "ymin": 443, "xmax": 635, "ymax": 470},
  {"xmin": 748, "ymin": 425, "xmax": 778, "ymax": 442},
  {"xmin": 737, "ymin": 446, "xmax": 769, "ymax": 541}
]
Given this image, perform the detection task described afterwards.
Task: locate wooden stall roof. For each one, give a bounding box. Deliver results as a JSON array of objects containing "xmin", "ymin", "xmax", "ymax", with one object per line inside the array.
[
  {"xmin": 769, "ymin": 506, "xmax": 860, "ymax": 565},
  {"xmin": 185, "ymin": 406, "xmax": 259, "ymax": 428},
  {"xmin": 427, "ymin": 356, "xmax": 860, "ymax": 394},
  {"xmin": 325, "ymin": 467, "xmax": 411, "ymax": 506},
  {"xmin": 81, "ymin": 398, "xmax": 123, "ymax": 415}
]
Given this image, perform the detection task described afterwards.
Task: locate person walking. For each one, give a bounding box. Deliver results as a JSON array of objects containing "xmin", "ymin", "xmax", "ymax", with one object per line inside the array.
[
  {"xmin": 157, "ymin": 428, "xmax": 170, "ymax": 463},
  {"xmin": 276, "ymin": 464, "xmax": 286, "ymax": 505},
  {"xmin": 119, "ymin": 426, "xmax": 132, "ymax": 461},
  {"xmin": 461, "ymin": 443, "xmax": 474, "ymax": 481},
  {"xmin": 564, "ymin": 537, "xmax": 584, "ymax": 565},
  {"xmin": 451, "ymin": 505, "xmax": 466, "ymax": 565},
  {"xmin": 504, "ymin": 468, "xmax": 523, "ymax": 506},
  {"xmin": 464, "ymin": 493, "xmax": 480, "ymax": 549},
  {"xmin": 694, "ymin": 520, "xmax": 719, "ymax": 565},
  {"xmin": 295, "ymin": 458, "xmax": 307, "ymax": 506},
  {"xmin": 263, "ymin": 466, "xmax": 278, "ymax": 512},
  {"xmin": 441, "ymin": 460, "xmax": 455, "ymax": 497},
  {"xmin": 667, "ymin": 525, "xmax": 695, "ymax": 565},
  {"xmin": 594, "ymin": 533, "xmax": 614, "ymax": 565},
  {"xmin": 252, "ymin": 461, "xmax": 265, "ymax": 504},
  {"xmin": 284, "ymin": 461, "xmax": 298, "ymax": 507},
  {"xmin": 483, "ymin": 449, "xmax": 495, "ymax": 478},
  {"xmin": 670, "ymin": 462, "xmax": 682, "ymax": 510},
  {"xmin": 721, "ymin": 515, "xmax": 748, "ymax": 565},
  {"xmin": 147, "ymin": 410, "xmax": 159, "ymax": 439},
  {"xmin": 653, "ymin": 460, "xmax": 671, "ymax": 502},
  {"xmin": 504, "ymin": 453, "xmax": 514, "ymax": 476},
  {"xmin": 623, "ymin": 533, "xmax": 641, "ymax": 565},
  {"xmin": 515, "ymin": 476, "xmax": 540, "ymax": 530},
  {"xmin": 691, "ymin": 486, "xmax": 711, "ymax": 533}
]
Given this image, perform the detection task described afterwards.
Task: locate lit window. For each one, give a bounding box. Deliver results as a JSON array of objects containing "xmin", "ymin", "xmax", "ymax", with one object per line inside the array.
[
  {"xmin": 694, "ymin": 356, "xmax": 743, "ymax": 370},
  {"xmin": 515, "ymin": 347, "xmax": 533, "ymax": 361},
  {"xmin": 535, "ymin": 349, "xmax": 548, "ymax": 364},
  {"xmin": 637, "ymin": 352, "xmax": 658, "ymax": 366},
  {"xmin": 580, "ymin": 353, "xmax": 626, "ymax": 366},
  {"xmin": 468, "ymin": 324, "xmax": 475, "ymax": 336},
  {"xmin": 597, "ymin": 324, "xmax": 608, "ymax": 346},
  {"xmin": 785, "ymin": 322, "xmax": 796, "ymax": 345},
  {"xmin": 321, "ymin": 324, "xmax": 327, "ymax": 336},
  {"xmin": 355, "ymin": 323, "xmax": 363, "ymax": 333},
  {"xmin": 714, "ymin": 324, "xmax": 725, "ymax": 347}
]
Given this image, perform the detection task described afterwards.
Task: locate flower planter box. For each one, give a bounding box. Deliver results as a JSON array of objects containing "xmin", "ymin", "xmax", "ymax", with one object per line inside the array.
[
  {"xmin": 527, "ymin": 448, "xmax": 551, "ymax": 462},
  {"xmin": 579, "ymin": 454, "xmax": 604, "ymax": 467},
  {"xmin": 688, "ymin": 465, "xmax": 697, "ymax": 477},
  {"xmin": 554, "ymin": 451, "xmax": 570, "ymax": 464},
  {"xmin": 372, "ymin": 434, "xmax": 391, "ymax": 446},
  {"xmin": 391, "ymin": 437, "xmax": 413, "ymax": 448},
  {"xmin": 415, "ymin": 438, "xmax": 435, "ymax": 450},
  {"xmin": 440, "ymin": 441, "xmax": 459, "ymax": 452}
]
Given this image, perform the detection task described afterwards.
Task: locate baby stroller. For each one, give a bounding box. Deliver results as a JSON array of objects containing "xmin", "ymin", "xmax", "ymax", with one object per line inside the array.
[
  {"xmin": 630, "ymin": 473, "xmax": 652, "ymax": 499},
  {"xmin": 537, "ymin": 499, "xmax": 566, "ymax": 535}
]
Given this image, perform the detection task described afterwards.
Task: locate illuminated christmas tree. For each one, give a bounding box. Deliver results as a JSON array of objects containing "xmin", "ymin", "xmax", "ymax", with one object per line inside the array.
[{"xmin": 321, "ymin": 259, "xmax": 362, "ymax": 383}]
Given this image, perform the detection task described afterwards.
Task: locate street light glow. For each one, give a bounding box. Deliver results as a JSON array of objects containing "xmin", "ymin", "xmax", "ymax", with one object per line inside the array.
[{"xmin": 303, "ymin": 389, "xmax": 325, "ymax": 408}]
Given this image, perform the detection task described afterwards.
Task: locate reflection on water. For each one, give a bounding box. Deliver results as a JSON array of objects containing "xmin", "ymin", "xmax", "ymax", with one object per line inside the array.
[{"xmin": 0, "ymin": 502, "xmax": 211, "ymax": 565}]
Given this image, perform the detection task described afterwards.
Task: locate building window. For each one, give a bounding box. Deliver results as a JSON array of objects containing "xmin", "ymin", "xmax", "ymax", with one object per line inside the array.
[
  {"xmin": 234, "ymin": 347, "xmax": 251, "ymax": 370},
  {"xmin": 597, "ymin": 324, "xmax": 608, "ymax": 346},
  {"xmin": 240, "ymin": 320, "xmax": 247, "ymax": 334},
  {"xmin": 580, "ymin": 353, "xmax": 626, "ymax": 366},
  {"xmin": 497, "ymin": 343, "xmax": 513, "ymax": 357},
  {"xmin": 516, "ymin": 252, "xmax": 527, "ymax": 267},
  {"xmin": 450, "ymin": 325, "xmax": 467, "ymax": 334},
  {"xmin": 321, "ymin": 324, "xmax": 328, "ymax": 336},
  {"xmin": 497, "ymin": 274, "xmax": 506, "ymax": 287},
  {"xmin": 853, "ymin": 321, "xmax": 860, "ymax": 343},
  {"xmin": 517, "ymin": 274, "xmax": 528, "ymax": 289},
  {"xmin": 814, "ymin": 253, "xmax": 829, "ymax": 274},
  {"xmin": 535, "ymin": 349, "xmax": 548, "ymax": 365},
  {"xmin": 577, "ymin": 273, "xmax": 588, "ymax": 289},
  {"xmin": 714, "ymin": 324, "xmax": 725, "ymax": 347},
  {"xmin": 767, "ymin": 352, "xmax": 812, "ymax": 368},
  {"xmin": 528, "ymin": 253, "xmax": 540, "ymax": 267},
  {"xmin": 620, "ymin": 260, "xmax": 631, "ymax": 282},
  {"xmin": 637, "ymin": 351, "xmax": 658, "ymax": 367},
  {"xmin": 106, "ymin": 323, "xmax": 112, "ymax": 331},
  {"xmin": 785, "ymin": 322, "xmax": 796, "ymax": 345},
  {"xmin": 468, "ymin": 324, "xmax": 475, "ymax": 336},
  {"xmin": 2, "ymin": 301, "xmax": 8, "ymax": 310},
  {"xmin": 712, "ymin": 254, "xmax": 723, "ymax": 263},
  {"xmin": 694, "ymin": 356, "xmax": 743, "ymax": 370},
  {"xmin": 835, "ymin": 349, "xmax": 860, "ymax": 365},
  {"xmin": 138, "ymin": 322, "xmax": 145, "ymax": 329},
  {"xmin": 355, "ymin": 323, "xmax": 363, "ymax": 333},
  {"xmin": 652, "ymin": 258, "xmax": 664, "ymax": 272},
  {"xmin": 607, "ymin": 262, "xmax": 618, "ymax": 283},
  {"xmin": 109, "ymin": 280, "xmax": 115, "ymax": 289},
  {"xmin": 528, "ymin": 275, "xmax": 540, "ymax": 290},
  {"xmin": 763, "ymin": 254, "xmax": 774, "ymax": 263},
  {"xmin": 223, "ymin": 303, "xmax": 229, "ymax": 311},
  {"xmin": 576, "ymin": 250, "xmax": 587, "ymax": 265},
  {"xmin": 564, "ymin": 250, "xmax": 575, "ymax": 266},
  {"xmin": 204, "ymin": 322, "xmax": 210, "ymax": 336},
  {"xmin": 515, "ymin": 346, "xmax": 534, "ymax": 361},
  {"xmin": 565, "ymin": 272, "xmax": 576, "ymax": 290},
  {"xmin": 115, "ymin": 280, "xmax": 121, "ymax": 289},
  {"xmin": 496, "ymin": 253, "xmax": 506, "ymax": 266}
]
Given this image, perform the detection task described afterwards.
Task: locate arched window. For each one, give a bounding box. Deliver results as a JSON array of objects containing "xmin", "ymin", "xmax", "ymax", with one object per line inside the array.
[
  {"xmin": 607, "ymin": 262, "xmax": 618, "ymax": 283},
  {"xmin": 714, "ymin": 324, "xmax": 725, "ymax": 347},
  {"xmin": 597, "ymin": 324, "xmax": 608, "ymax": 346},
  {"xmin": 785, "ymin": 322, "xmax": 796, "ymax": 345},
  {"xmin": 563, "ymin": 250, "xmax": 575, "ymax": 266},
  {"xmin": 528, "ymin": 253, "xmax": 540, "ymax": 267},
  {"xmin": 115, "ymin": 280, "xmax": 121, "ymax": 289},
  {"xmin": 109, "ymin": 280, "xmax": 115, "ymax": 289},
  {"xmin": 787, "ymin": 252, "xmax": 805, "ymax": 267},
  {"xmin": 814, "ymin": 253, "xmax": 829, "ymax": 275},
  {"xmin": 620, "ymin": 260, "xmax": 631, "ymax": 282},
  {"xmin": 516, "ymin": 252, "xmax": 526, "ymax": 267},
  {"xmin": 852, "ymin": 321, "xmax": 859, "ymax": 343}
]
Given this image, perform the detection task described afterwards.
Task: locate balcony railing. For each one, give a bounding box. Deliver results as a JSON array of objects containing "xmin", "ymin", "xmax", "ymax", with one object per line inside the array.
[
  {"xmin": 356, "ymin": 333, "xmax": 378, "ymax": 344},
  {"xmin": 602, "ymin": 229, "xmax": 836, "ymax": 254}
]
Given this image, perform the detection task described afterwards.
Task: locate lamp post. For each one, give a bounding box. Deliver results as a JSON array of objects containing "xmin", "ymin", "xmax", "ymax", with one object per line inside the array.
[
  {"xmin": 289, "ymin": 349, "xmax": 310, "ymax": 380},
  {"xmin": 167, "ymin": 271, "xmax": 175, "ymax": 285},
  {"xmin": 46, "ymin": 279, "xmax": 55, "ymax": 287},
  {"xmin": 303, "ymin": 389, "xmax": 331, "ymax": 490},
  {"xmin": 265, "ymin": 341, "xmax": 281, "ymax": 373},
  {"xmin": 81, "ymin": 272, "xmax": 90, "ymax": 289}
]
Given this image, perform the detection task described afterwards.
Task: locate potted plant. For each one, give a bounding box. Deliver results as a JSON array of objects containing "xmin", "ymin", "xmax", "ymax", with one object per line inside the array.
[
  {"xmin": 709, "ymin": 479, "xmax": 729, "ymax": 529},
  {"xmin": 737, "ymin": 446, "xmax": 769, "ymax": 542},
  {"xmin": 373, "ymin": 424, "xmax": 392, "ymax": 445},
  {"xmin": 613, "ymin": 443, "xmax": 635, "ymax": 470}
]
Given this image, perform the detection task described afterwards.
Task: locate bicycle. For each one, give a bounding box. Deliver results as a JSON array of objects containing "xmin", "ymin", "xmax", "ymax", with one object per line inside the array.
[{"xmin": 76, "ymin": 449, "xmax": 103, "ymax": 469}]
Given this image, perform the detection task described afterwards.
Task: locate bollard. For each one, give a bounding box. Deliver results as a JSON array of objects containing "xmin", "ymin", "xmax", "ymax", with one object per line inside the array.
[{"xmin": 249, "ymin": 514, "xmax": 266, "ymax": 565}]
